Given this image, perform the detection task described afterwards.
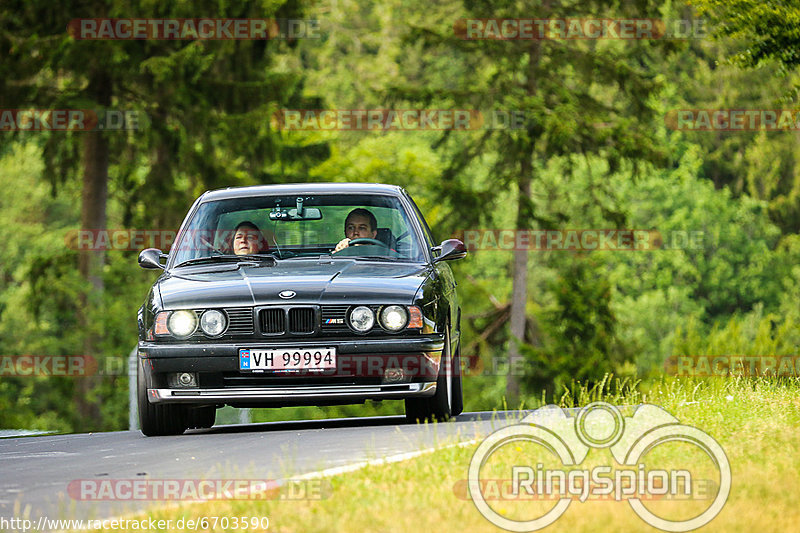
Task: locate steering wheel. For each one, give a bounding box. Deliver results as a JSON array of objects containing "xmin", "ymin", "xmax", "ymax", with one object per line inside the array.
[{"xmin": 348, "ymin": 238, "xmax": 386, "ymax": 246}]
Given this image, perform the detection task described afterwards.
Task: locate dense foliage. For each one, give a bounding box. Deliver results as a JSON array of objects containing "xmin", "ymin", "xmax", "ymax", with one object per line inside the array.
[{"xmin": 1, "ymin": 0, "xmax": 799, "ymax": 430}]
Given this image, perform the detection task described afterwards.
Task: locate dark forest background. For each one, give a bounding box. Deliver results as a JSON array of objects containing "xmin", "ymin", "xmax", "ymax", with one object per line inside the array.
[{"xmin": 2, "ymin": 0, "xmax": 799, "ymax": 431}]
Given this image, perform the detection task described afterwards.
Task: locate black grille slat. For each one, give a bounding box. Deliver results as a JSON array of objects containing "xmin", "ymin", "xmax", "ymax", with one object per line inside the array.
[
  {"xmin": 190, "ymin": 307, "xmax": 253, "ymax": 338},
  {"xmin": 289, "ymin": 308, "xmax": 315, "ymax": 334},
  {"xmin": 225, "ymin": 308, "xmax": 254, "ymax": 335},
  {"xmin": 321, "ymin": 305, "xmax": 349, "ymax": 329},
  {"xmin": 260, "ymin": 308, "xmax": 285, "ymax": 334}
]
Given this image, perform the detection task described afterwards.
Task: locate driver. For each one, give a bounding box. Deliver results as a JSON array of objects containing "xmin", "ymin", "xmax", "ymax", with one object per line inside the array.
[{"xmin": 334, "ymin": 208, "xmax": 378, "ymax": 252}]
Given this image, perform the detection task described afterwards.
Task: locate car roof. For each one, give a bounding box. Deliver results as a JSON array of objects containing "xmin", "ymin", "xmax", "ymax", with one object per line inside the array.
[{"xmin": 200, "ymin": 183, "xmax": 406, "ymax": 202}]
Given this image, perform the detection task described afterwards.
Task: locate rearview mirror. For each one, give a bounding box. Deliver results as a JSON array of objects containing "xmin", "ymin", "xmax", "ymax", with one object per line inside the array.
[
  {"xmin": 433, "ymin": 239, "xmax": 467, "ymax": 262},
  {"xmin": 268, "ymin": 207, "xmax": 322, "ymax": 221},
  {"xmin": 138, "ymin": 248, "xmax": 166, "ymax": 270}
]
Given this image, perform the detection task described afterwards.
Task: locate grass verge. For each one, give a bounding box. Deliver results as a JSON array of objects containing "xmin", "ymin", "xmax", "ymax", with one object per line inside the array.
[{"xmin": 75, "ymin": 377, "xmax": 800, "ymax": 532}]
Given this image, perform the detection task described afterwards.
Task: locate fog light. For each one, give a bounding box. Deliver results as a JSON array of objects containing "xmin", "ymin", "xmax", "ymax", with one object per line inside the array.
[
  {"xmin": 169, "ymin": 372, "xmax": 198, "ymax": 388},
  {"xmin": 384, "ymin": 368, "xmax": 407, "ymax": 383}
]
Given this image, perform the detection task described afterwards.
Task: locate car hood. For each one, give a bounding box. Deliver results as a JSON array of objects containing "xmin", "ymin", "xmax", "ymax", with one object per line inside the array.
[{"xmin": 156, "ymin": 260, "xmax": 431, "ymax": 309}]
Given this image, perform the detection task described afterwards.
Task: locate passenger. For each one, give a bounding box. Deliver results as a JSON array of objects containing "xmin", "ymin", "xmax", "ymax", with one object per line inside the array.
[{"xmin": 232, "ymin": 221, "xmax": 268, "ymax": 255}]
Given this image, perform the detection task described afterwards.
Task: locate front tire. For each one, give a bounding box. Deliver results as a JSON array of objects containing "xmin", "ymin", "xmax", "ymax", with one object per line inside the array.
[
  {"xmin": 451, "ymin": 340, "xmax": 464, "ymax": 417},
  {"xmin": 137, "ymin": 359, "xmax": 188, "ymax": 436},
  {"xmin": 405, "ymin": 324, "xmax": 463, "ymax": 422}
]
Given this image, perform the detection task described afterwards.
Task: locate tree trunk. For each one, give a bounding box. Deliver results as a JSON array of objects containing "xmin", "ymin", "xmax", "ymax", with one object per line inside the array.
[
  {"xmin": 75, "ymin": 69, "xmax": 111, "ymax": 428},
  {"xmin": 506, "ymin": 169, "xmax": 532, "ymax": 402},
  {"xmin": 506, "ymin": 37, "xmax": 542, "ymax": 404}
]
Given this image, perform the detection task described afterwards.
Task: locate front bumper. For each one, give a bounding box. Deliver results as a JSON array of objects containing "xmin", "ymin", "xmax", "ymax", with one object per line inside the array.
[
  {"xmin": 148, "ymin": 382, "xmax": 437, "ymax": 404},
  {"xmin": 139, "ymin": 335, "xmax": 444, "ymax": 406}
]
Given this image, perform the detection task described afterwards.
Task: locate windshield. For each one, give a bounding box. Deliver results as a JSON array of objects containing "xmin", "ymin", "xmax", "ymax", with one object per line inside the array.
[{"xmin": 169, "ymin": 193, "xmax": 425, "ymax": 267}]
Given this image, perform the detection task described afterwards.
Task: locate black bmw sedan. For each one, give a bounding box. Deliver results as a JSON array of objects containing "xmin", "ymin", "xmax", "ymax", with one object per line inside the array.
[{"xmin": 136, "ymin": 183, "xmax": 467, "ymax": 435}]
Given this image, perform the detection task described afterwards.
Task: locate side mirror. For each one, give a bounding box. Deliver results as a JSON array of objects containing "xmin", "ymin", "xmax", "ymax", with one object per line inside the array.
[
  {"xmin": 433, "ymin": 239, "xmax": 467, "ymax": 262},
  {"xmin": 138, "ymin": 248, "xmax": 166, "ymax": 270}
]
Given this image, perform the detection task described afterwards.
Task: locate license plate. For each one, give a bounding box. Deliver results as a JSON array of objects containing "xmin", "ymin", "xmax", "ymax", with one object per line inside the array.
[{"xmin": 239, "ymin": 347, "xmax": 336, "ymax": 372}]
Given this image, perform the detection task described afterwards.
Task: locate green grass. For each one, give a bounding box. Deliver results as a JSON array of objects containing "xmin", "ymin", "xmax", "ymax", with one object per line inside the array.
[{"xmin": 75, "ymin": 377, "xmax": 800, "ymax": 532}]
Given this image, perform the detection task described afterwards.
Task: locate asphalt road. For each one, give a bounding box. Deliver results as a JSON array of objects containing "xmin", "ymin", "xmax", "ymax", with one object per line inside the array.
[{"xmin": 0, "ymin": 411, "xmax": 533, "ymax": 525}]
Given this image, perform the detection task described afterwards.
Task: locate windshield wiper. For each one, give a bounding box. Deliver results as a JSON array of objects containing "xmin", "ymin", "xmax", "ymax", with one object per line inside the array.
[
  {"xmin": 349, "ymin": 255, "xmax": 401, "ymax": 262},
  {"xmin": 174, "ymin": 254, "xmax": 277, "ymax": 268}
]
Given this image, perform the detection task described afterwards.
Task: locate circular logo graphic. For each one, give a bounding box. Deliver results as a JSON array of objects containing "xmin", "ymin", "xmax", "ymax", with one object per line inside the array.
[
  {"xmin": 575, "ymin": 401, "xmax": 625, "ymax": 448},
  {"xmin": 467, "ymin": 402, "xmax": 730, "ymax": 532}
]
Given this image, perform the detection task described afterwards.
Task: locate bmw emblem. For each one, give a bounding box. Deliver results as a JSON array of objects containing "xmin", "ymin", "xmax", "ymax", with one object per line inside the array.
[{"xmin": 279, "ymin": 290, "xmax": 296, "ymax": 299}]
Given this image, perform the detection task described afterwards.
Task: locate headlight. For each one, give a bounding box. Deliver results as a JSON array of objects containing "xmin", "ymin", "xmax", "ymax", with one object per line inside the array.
[
  {"xmin": 380, "ymin": 305, "xmax": 408, "ymax": 331},
  {"xmin": 167, "ymin": 310, "xmax": 197, "ymax": 338},
  {"xmin": 349, "ymin": 306, "xmax": 375, "ymax": 332},
  {"xmin": 200, "ymin": 309, "xmax": 227, "ymax": 336}
]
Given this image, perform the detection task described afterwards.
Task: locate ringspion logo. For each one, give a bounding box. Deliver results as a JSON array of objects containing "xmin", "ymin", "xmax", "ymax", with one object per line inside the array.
[{"xmin": 468, "ymin": 402, "xmax": 730, "ymax": 531}]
